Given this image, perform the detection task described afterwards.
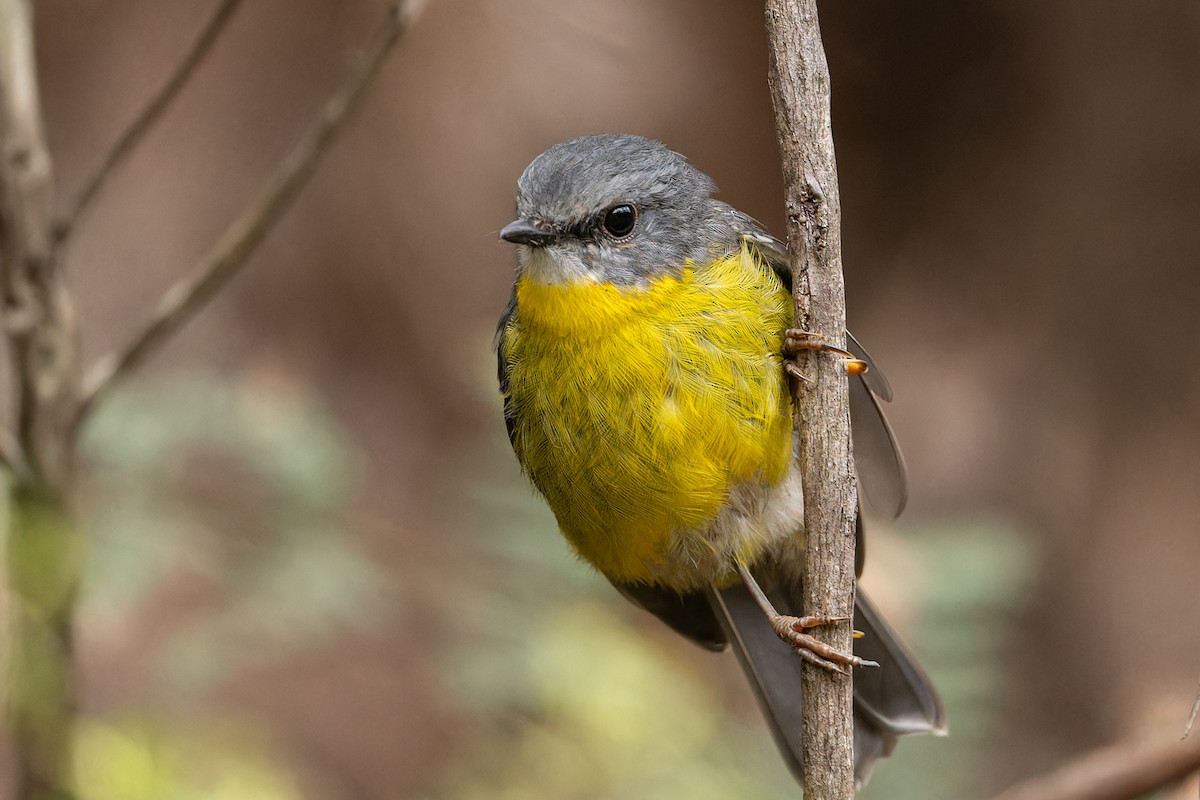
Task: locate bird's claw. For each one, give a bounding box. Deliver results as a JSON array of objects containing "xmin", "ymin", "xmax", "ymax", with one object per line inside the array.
[
  {"xmin": 769, "ymin": 613, "xmax": 879, "ymax": 673},
  {"xmin": 783, "ymin": 329, "xmax": 869, "ymax": 380}
]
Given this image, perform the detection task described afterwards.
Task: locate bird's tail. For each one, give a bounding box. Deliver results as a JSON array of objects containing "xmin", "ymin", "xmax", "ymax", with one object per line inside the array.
[{"xmin": 707, "ymin": 578, "xmax": 946, "ymax": 784}]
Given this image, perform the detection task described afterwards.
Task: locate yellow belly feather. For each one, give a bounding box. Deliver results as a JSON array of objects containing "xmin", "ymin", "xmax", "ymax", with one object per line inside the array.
[{"xmin": 502, "ymin": 246, "xmax": 794, "ymax": 585}]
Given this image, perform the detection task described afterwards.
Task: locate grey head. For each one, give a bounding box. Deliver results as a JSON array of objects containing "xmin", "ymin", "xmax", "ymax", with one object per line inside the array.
[{"xmin": 500, "ymin": 134, "xmax": 746, "ymax": 286}]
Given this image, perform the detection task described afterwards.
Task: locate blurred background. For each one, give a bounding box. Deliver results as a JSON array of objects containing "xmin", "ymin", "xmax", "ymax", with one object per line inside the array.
[{"xmin": 4, "ymin": 0, "xmax": 1198, "ymax": 797}]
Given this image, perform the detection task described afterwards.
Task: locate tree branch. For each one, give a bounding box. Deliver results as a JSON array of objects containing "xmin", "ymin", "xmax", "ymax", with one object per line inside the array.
[
  {"xmin": 987, "ymin": 736, "xmax": 1200, "ymax": 800},
  {"xmin": 0, "ymin": 424, "xmax": 29, "ymax": 480},
  {"xmin": 54, "ymin": 0, "xmax": 245, "ymax": 247},
  {"xmin": 765, "ymin": 1, "xmax": 857, "ymax": 798},
  {"xmin": 74, "ymin": 0, "xmax": 422, "ymax": 432},
  {"xmin": 1186, "ymin": 675, "xmax": 1200, "ymax": 739},
  {"xmin": 0, "ymin": 1, "xmax": 83, "ymax": 797},
  {"xmin": 0, "ymin": 0, "xmax": 78, "ymax": 487}
]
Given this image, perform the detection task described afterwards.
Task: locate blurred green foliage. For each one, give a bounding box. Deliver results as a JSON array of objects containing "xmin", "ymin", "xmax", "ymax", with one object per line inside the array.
[
  {"xmin": 65, "ymin": 372, "xmax": 385, "ymax": 796},
  {"xmin": 73, "ymin": 717, "xmax": 300, "ymax": 800},
  {"xmin": 860, "ymin": 519, "xmax": 1035, "ymax": 800},
  {"xmin": 80, "ymin": 374, "xmax": 382, "ymax": 690}
]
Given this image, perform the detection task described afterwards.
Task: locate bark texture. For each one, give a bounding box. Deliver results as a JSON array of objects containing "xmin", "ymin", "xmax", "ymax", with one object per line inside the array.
[{"xmin": 765, "ymin": 0, "xmax": 857, "ymax": 797}]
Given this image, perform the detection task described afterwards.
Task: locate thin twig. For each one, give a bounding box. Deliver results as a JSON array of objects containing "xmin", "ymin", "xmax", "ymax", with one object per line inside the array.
[
  {"xmin": 0, "ymin": 425, "xmax": 29, "ymax": 480},
  {"xmin": 74, "ymin": 0, "xmax": 421, "ymax": 432},
  {"xmin": 1186, "ymin": 675, "xmax": 1200, "ymax": 739},
  {"xmin": 0, "ymin": 1, "xmax": 83, "ymax": 797},
  {"xmin": 987, "ymin": 736, "xmax": 1200, "ymax": 800},
  {"xmin": 765, "ymin": 1, "xmax": 857, "ymax": 798},
  {"xmin": 54, "ymin": 0, "xmax": 245, "ymax": 246},
  {"xmin": 0, "ymin": 0, "xmax": 79, "ymax": 486}
]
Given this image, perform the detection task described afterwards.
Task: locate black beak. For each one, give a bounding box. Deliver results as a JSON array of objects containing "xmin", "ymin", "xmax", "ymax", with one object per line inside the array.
[{"xmin": 500, "ymin": 219, "xmax": 560, "ymax": 247}]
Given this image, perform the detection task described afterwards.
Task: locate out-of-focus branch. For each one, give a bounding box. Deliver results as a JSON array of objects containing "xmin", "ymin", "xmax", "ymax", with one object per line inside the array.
[
  {"xmin": 0, "ymin": 426, "xmax": 29, "ymax": 480},
  {"xmin": 54, "ymin": 0, "xmax": 245, "ymax": 246},
  {"xmin": 0, "ymin": 1, "xmax": 82, "ymax": 797},
  {"xmin": 987, "ymin": 736, "xmax": 1200, "ymax": 800},
  {"xmin": 74, "ymin": 0, "xmax": 423, "ymax": 432},
  {"xmin": 764, "ymin": 1, "xmax": 857, "ymax": 798},
  {"xmin": 0, "ymin": 0, "xmax": 78, "ymax": 488},
  {"xmin": 1186, "ymin": 676, "xmax": 1200, "ymax": 739}
]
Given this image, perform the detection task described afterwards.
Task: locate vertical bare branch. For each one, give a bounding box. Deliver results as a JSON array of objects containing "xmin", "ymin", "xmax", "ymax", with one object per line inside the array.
[
  {"xmin": 55, "ymin": 0, "xmax": 246, "ymax": 245},
  {"xmin": 75, "ymin": 0, "xmax": 423, "ymax": 430},
  {"xmin": 0, "ymin": 1, "xmax": 82, "ymax": 797},
  {"xmin": 764, "ymin": 1, "xmax": 857, "ymax": 798},
  {"xmin": 0, "ymin": 0, "xmax": 79, "ymax": 485}
]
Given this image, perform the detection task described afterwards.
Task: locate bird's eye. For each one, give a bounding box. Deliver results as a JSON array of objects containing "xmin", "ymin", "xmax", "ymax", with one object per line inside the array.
[{"xmin": 601, "ymin": 204, "xmax": 637, "ymax": 239}]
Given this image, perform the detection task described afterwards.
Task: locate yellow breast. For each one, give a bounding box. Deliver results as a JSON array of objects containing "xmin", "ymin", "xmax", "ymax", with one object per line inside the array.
[{"xmin": 501, "ymin": 246, "xmax": 793, "ymax": 585}]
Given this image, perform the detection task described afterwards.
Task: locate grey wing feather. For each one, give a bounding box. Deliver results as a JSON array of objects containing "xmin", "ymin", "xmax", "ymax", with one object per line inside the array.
[
  {"xmin": 706, "ymin": 581, "xmax": 810, "ymax": 783},
  {"xmin": 850, "ymin": 589, "xmax": 948, "ymax": 738},
  {"xmin": 496, "ymin": 291, "xmax": 519, "ymax": 444},
  {"xmin": 845, "ymin": 334, "xmax": 909, "ymax": 517},
  {"xmin": 707, "ymin": 572, "xmax": 945, "ymax": 785},
  {"xmin": 846, "ymin": 330, "xmax": 893, "ymax": 402},
  {"xmin": 612, "ymin": 581, "xmax": 726, "ymax": 651}
]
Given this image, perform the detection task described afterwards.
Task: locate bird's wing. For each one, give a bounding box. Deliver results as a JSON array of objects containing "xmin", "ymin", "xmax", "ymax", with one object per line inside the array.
[
  {"xmin": 495, "ymin": 290, "xmax": 519, "ymax": 445},
  {"xmin": 844, "ymin": 332, "xmax": 909, "ymax": 517},
  {"xmin": 611, "ymin": 580, "xmax": 727, "ymax": 651}
]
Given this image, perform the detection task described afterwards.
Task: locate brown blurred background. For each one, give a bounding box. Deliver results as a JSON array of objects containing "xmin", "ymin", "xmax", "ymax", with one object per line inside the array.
[{"xmin": 12, "ymin": 0, "xmax": 1200, "ymax": 797}]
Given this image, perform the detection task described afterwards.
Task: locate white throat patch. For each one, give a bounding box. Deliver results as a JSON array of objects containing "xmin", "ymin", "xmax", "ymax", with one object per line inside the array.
[{"xmin": 518, "ymin": 245, "xmax": 596, "ymax": 285}]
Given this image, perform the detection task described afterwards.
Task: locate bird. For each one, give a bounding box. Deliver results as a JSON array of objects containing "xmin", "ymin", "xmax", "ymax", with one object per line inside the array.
[{"xmin": 496, "ymin": 133, "xmax": 945, "ymax": 784}]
